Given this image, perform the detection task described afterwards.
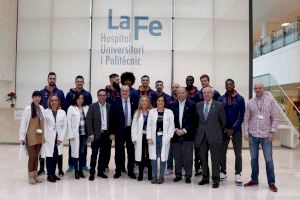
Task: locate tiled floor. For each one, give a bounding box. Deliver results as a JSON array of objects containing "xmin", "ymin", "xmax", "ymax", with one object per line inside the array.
[{"xmin": 0, "ymin": 144, "xmax": 300, "ymax": 200}]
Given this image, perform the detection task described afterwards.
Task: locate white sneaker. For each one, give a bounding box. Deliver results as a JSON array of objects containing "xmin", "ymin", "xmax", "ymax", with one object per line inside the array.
[
  {"xmin": 235, "ymin": 174, "xmax": 243, "ymax": 186},
  {"xmin": 220, "ymin": 172, "xmax": 227, "ymax": 181},
  {"xmin": 165, "ymin": 169, "xmax": 173, "ymax": 176}
]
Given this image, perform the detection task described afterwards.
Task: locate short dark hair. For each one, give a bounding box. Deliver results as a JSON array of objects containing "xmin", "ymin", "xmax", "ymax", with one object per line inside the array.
[
  {"xmin": 48, "ymin": 72, "xmax": 56, "ymax": 78},
  {"xmin": 75, "ymin": 75, "xmax": 84, "ymax": 81},
  {"xmin": 225, "ymin": 79, "xmax": 235, "ymax": 84},
  {"xmin": 155, "ymin": 94, "xmax": 167, "ymax": 108},
  {"xmin": 97, "ymin": 89, "xmax": 106, "ymax": 94},
  {"xmin": 186, "ymin": 75, "xmax": 194, "ymax": 81},
  {"xmin": 31, "ymin": 91, "xmax": 42, "ymax": 118},
  {"xmin": 156, "ymin": 80, "xmax": 163, "ymax": 84},
  {"xmin": 32, "ymin": 91, "xmax": 41, "ymax": 98},
  {"xmin": 141, "ymin": 75, "xmax": 150, "ymax": 80},
  {"xmin": 121, "ymin": 72, "xmax": 136, "ymax": 85},
  {"xmin": 109, "ymin": 73, "xmax": 119, "ymax": 79},
  {"xmin": 72, "ymin": 92, "xmax": 86, "ymax": 106},
  {"xmin": 200, "ymin": 74, "xmax": 210, "ymax": 82}
]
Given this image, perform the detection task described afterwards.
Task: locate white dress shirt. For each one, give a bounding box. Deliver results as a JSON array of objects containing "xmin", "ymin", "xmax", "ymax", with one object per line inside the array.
[
  {"xmin": 178, "ymin": 99, "xmax": 186, "ymax": 129},
  {"xmin": 99, "ymin": 102, "xmax": 107, "ymax": 131},
  {"xmin": 122, "ymin": 98, "xmax": 132, "ymax": 126}
]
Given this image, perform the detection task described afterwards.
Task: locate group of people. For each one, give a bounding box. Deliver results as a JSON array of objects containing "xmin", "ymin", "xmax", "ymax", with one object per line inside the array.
[{"xmin": 19, "ymin": 71, "xmax": 279, "ymax": 192}]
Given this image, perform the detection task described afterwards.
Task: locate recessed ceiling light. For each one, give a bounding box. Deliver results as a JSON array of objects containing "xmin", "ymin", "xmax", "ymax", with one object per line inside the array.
[{"xmin": 281, "ymin": 23, "xmax": 290, "ymax": 27}]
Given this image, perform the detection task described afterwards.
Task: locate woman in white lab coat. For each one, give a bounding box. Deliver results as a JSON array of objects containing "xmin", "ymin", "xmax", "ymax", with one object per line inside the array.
[
  {"xmin": 67, "ymin": 93, "xmax": 89, "ymax": 179},
  {"xmin": 131, "ymin": 95, "xmax": 153, "ymax": 181},
  {"xmin": 19, "ymin": 91, "xmax": 45, "ymax": 184},
  {"xmin": 147, "ymin": 94, "xmax": 175, "ymax": 184},
  {"xmin": 43, "ymin": 94, "xmax": 67, "ymax": 182}
]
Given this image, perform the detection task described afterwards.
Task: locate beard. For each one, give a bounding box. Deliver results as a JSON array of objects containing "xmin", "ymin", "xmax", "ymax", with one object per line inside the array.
[
  {"xmin": 49, "ymin": 82, "xmax": 56, "ymax": 87},
  {"xmin": 113, "ymin": 82, "xmax": 120, "ymax": 91}
]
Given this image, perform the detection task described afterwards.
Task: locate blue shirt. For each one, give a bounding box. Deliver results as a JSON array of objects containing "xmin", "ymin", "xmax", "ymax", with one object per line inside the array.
[
  {"xmin": 65, "ymin": 88, "xmax": 92, "ymax": 111},
  {"xmin": 40, "ymin": 86, "xmax": 65, "ymax": 110}
]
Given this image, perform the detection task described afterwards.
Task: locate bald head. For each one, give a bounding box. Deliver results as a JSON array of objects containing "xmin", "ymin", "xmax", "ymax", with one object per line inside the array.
[
  {"xmin": 177, "ymin": 87, "xmax": 187, "ymax": 102},
  {"xmin": 171, "ymin": 82, "xmax": 180, "ymax": 95},
  {"xmin": 203, "ymin": 87, "xmax": 214, "ymax": 102}
]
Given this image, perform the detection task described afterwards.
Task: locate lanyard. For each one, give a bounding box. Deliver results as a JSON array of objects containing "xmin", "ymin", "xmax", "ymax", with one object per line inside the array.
[{"xmin": 255, "ymin": 97, "xmax": 265, "ymax": 113}]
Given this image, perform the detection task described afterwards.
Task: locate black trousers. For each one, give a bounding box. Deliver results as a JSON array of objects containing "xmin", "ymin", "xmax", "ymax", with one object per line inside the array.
[
  {"xmin": 115, "ymin": 127, "xmax": 135, "ymax": 174},
  {"xmin": 194, "ymin": 144, "xmax": 202, "ymax": 171},
  {"xmin": 138, "ymin": 134, "xmax": 152, "ymax": 175},
  {"xmin": 90, "ymin": 131, "xmax": 111, "ymax": 175},
  {"xmin": 199, "ymin": 135, "xmax": 221, "ymax": 182},
  {"xmin": 173, "ymin": 141, "xmax": 194, "ymax": 179},
  {"xmin": 46, "ymin": 144, "xmax": 59, "ymax": 176},
  {"xmin": 220, "ymin": 132, "xmax": 242, "ymax": 175}
]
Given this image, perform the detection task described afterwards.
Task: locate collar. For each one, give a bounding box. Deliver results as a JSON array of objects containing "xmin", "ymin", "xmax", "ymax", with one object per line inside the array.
[
  {"xmin": 122, "ymin": 97, "xmax": 130, "ymax": 102},
  {"xmin": 255, "ymin": 95, "xmax": 265, "ymax": 101},
  {"xmin": 204, "ymin": 99, "xmax": 213, "ymax": 104},
  {"xmin": 179, "ymin": 99, "xmax": 186, "ymax": 105},
  {"xmin": 98, "ymin": 102, "xmax": 106, "ymax": 107}
]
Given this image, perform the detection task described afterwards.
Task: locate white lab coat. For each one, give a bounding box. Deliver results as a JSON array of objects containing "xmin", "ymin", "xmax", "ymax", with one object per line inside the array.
[
  {"xmin": 131, "ymin": 111, "xmax": 148, "ymax": 162},
  {"xmin": 19, "ymin": 105, "xmax": 46, "ymax": 142},
  {"xmin": 146, "ymin": 108, "xmax": 175, "ymax": 162},
  {"xmin": 67, "ymin": 105, "xmax": 89, "ymax": 158},
  {"xmin": 41, "ymin": 108, "xmax": 67, "ymax": 158}
]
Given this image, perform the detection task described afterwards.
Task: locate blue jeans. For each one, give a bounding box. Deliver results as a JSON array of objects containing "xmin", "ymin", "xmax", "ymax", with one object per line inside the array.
[
  {"xmin": 249, "ymin": 134, "xmax": 275, "ymax": 185},
  {"xmin": 73, "ymin": 135, "xmax": 87, "ymax": 170},
  {"xmin": 151, "ymin": 135, "xmax": 166, "ymax": 177}
]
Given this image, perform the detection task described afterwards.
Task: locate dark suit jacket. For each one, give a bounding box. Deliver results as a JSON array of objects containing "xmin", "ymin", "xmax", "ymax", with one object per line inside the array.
[
  {"xmin": 170, "ymin": 100, "xmax": 195, "ymax": 143},
  {"xmin": 86, "ymin": 102, "xmax": 111, "ymax": 140},
  {"xmin": 110, "ymin": 97, "xmax": 138, "ymax": 134},
  {"xmin": 195, "ymin": 100, "xmax": 226, "ymax": 147}
]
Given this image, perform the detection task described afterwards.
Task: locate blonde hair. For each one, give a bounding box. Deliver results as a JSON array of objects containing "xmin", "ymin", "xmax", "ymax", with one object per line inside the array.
[{"xmin": 135, "ymin": 95, "xmax": 152, "ymax": 118}]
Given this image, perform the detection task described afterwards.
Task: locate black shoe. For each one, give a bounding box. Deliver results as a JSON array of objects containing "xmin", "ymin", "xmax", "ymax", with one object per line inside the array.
[
  {"xmin": 114, "ymin": 173, "xmax": 121, "ymax": 179},
  {"xmin": 148, "ymin": 171, "xmax": 152, "ymax": 181},
  {"xmin": 58, "ymin": 170, "xmax": 64, "ymax": 177},
  {"xmin": 89, "ymin": 175, "xmax": 95, "ymax": 181},
  {"xmin": 79, "ymin": 170, "xmax": 85, "ymax": 178},
  {"xmin": 47, "ymin": 176, "xmax": 56, "ymax": 182},
  {"xmin": 97, "ymin": 173, "xmax": 108, "ymax": 179},
  {"xmin": 185, "ymin": 178, "xmax": 191, "ymax": 184},
  {"xmin": 151, "ymin": 176, "xmax": 157, "ymax": 184},
  {"xmin": 137, "ymin": 174, "xmax": 143, "ymax": 181},
  {"xmin": 198, "ymin": 179, "xmax": 209, "ymax": 185},
  {"xmin": 213, "ymin": 182, "xmax": 219, "ymax": 188},
  {"xmin": 128, "ymin": 173, "xmax": 136, "ymax": 179},
  {"xmin": 173, "ymin": 177, "xmax": 182, "ymax": 182},
  {"xmin": 122, "ymin": 168, "xmax": 127, "ymax": 173},
  {"xmin": 38, "ymin": 169, "xmax": 45, "ymax": 176},
  {"xmin": 54, "ymin": 175, "xmax": 61, "ymax": 181},
  {"xmin": 75, "ymin": 170, "xmax": 80, "ymax": 179},
  {"xmin": 157, "ymin": 177, "xmax": 164, "ymax": 184}
]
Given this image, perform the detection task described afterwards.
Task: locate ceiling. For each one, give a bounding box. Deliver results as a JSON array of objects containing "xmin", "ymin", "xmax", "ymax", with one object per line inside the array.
[{"xmin": 253, "ymin": 0, "xmax": 300, "ymax": 41}]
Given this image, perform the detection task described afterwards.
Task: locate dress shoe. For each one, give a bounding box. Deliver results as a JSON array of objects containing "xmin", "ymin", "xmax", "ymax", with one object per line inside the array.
[
  {"xmin": 185, "ymin": 178, "xmax": 191, "ymax": 184},
  {"xmin": 198, "ymin": 179, "xmax": 209, "ymax": 185},
  {"xmin": 28, "ymin": 172, "xmax": 37, "ymax": 184},
  {"xmin": 54, "ymin": 175, "xmax": 61, "ymax": 181},
  {"xmin": 89, "ymin": 175, "xmax": 95, "ymax": 181},
  {"xmin": 114, "ymin": 173, "xmax": 121, "ymax": 179},
  {"xmin": 173, "ymin": 177, "xmax": 182, "ymax": 182},
  {"xmin": 157, "ymin": 177, "xmax": 164, "ymax": 184},
  {"xmin": 97, "ymin": 173, "xmax": 108, "ymax": 179},
  {"xmin": 269, "ymin": 184, "xmax": 278, "ymax": 192},
  {"xmin": 47, "ymin": 176, "xmax": 56, "ymax": 183},
  {"xmin": 151, "ymin": 176, "xmax": 157, "ymax": 184},
  {"xmin": 128, "ymin": 173, "xmax": 136, "ymax": 179},
  {"xmin": 37, "ymin": 169, "xmax": 45, "ymax": 176},
  {"xmin": 58, "ymin": 170, "xmax": 65, "ymax": 177},
  {"xmin": 137, "ymin": 174, "xmax": 143, "ymax": 181},
  {"xmin": 244, "ymin": 180, "xmax": 258, "ymax": 187},
  {"xmin": 79, "ymin": 170, "xmax": 85, "ymax": 178},
  {"xmin": 75, "ymin": 170, "xmax": 80, "ymax": 179},
  {"xmin": 212, "ymin": 182, "xmax": 219, "ymax": 188}
]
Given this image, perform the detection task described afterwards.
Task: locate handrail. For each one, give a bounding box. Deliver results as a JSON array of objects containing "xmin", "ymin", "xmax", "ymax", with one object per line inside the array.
[{"xmin": 253, "ymin": 73, "xmax": 300, "ymax": 114}]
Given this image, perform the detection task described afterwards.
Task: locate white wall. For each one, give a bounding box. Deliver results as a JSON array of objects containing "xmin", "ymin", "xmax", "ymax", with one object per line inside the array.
[
  {"xmin": 0, "ymin": 0, "xmax": 17, "ymax": 108},
  {"xmin": 253, "ymin": 40, "xmax": 300, "ymax": 85}
]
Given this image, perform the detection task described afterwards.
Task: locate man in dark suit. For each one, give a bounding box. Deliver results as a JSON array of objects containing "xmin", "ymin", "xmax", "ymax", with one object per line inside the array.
[
  {"xmin": 170, "ymin": 87, "xmax": 195, "ymax": 184},
  {"xmin": 86, "ymin": 89, "xmax": 112, "ymax": 181},
  {"xmin": 195, "ymin": 87, "xmax": 226, "ymax": 188},
  {"xmin": 110, "ymin": 85, "xmax": 138, "ymax": 179}
]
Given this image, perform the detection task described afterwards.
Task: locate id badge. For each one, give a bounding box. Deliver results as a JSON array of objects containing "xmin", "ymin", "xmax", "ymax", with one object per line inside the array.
[
  {"xmin": 257, "ymin": 115, "xmax": 264, "ymax": 120},
  {"xmin": 36, "ymin": 128, "xmax": 43, "ymax": 134},
  {"xmin": 157, "ymin": 131, "xmax": 163, "ymax": 136}
]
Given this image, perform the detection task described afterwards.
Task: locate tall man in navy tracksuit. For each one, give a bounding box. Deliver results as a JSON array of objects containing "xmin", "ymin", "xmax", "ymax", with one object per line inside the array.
[
  {"xmin": 218, "ymin": 79, "xmax": 245, "ymax": 186},
  {"xmin": 39, "ymin": 72, "xmax": 65, "ymax": 176},
  {"xmin": 65, "ymin": 75, "xmax": 92, "ymax": 174}
]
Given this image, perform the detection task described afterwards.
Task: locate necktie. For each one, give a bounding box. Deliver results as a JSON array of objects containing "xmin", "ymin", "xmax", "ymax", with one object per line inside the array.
[
  {"xmin": 204, "ymin": 102, "xmax": 209, "ymax": 120},
  {"xmin": 124, "ymin": 100, "xmax": 128, "ymax": 127}
]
